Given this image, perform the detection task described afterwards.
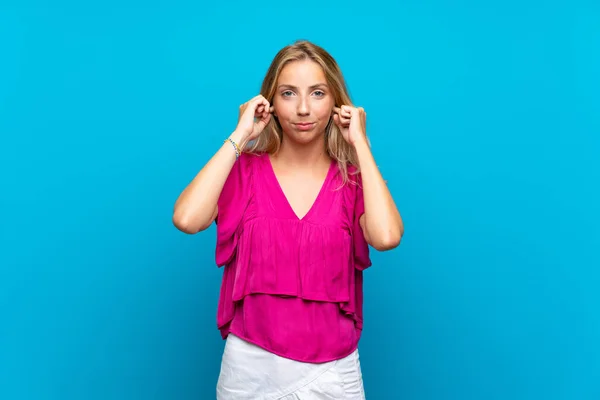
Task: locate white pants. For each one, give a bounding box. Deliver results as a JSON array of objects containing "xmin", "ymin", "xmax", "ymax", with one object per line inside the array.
[{"xmin": 217, "ymin": 334, "xmax": 366, "ymax": 399}]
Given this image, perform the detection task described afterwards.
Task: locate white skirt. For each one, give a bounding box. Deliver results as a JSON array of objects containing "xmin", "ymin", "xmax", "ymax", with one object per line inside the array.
[{"xmin": 216, "ymin": 334, "xmax": 366, "ymax": 399}]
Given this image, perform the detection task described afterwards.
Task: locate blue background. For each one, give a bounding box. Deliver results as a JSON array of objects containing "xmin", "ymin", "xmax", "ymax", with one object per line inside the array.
[{"xmin": 1, "ymin": 1, "xmax": 599, "ymax": 399}]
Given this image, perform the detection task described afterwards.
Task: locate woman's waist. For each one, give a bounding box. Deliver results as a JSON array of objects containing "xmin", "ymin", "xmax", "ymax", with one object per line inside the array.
[{"xmin": 228, "ymin": 294, "xmax": 360, "ymax": 363}]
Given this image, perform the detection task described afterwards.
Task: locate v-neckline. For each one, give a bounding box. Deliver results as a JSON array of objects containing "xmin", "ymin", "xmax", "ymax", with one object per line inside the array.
[{"xmin": 264, "ymin": 154, "xmax": 335, "ymax": 221}]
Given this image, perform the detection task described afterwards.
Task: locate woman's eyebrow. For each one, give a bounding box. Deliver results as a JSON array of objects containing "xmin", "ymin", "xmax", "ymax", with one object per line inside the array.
[{"xmin": 277, "ymin": 83, "xmax": 329, "ymax": 90}]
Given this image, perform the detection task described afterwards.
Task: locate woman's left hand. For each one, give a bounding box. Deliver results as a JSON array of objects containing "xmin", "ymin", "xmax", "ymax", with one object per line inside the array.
[{"xmin": 332, "ymin": 105, "xmax": 367, "ymax": 146}]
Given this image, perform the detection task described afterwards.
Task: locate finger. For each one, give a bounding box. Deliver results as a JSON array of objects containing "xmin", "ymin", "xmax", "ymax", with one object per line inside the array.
[
  {"xmin": 257, "ymin": 100, "xmax": 268, "ymax": 118},
  {"xmin": 332, "ymin": 106, "xmax": 341, "ymax": 115},
  {"xmin": 256, "ymin": 112, "xmax": 271, "ymax": 131},
  {"xmin": 351, "ymin": 106, "xmax": 362, "ymax": 117},
  {"xmin": 257, "ymin": 98, "xmax": 269, "ymax": 113},
  {"xmin": 338, "ymin": 115, "xmax": 351, "ymax": 125},
  {"xmin": 269, "ymin": 106, "xmax": 275, "ymax": 113},
  {"xmin": 333, "ymin": 113, "xmax": 350, "ymax": 128},
  {"xmin": 333, "ymin": 113, "xmax": 341, "ymax": 127},
  {"xmin": 243, "ymin": 95, "xmax": 262, "ymax": 112},
  {"xmin": 247, "ymin": 96, "xmax": 264, "ymax": 115},
  {"xmin": 254, "ymin": 95, "xmax": 269, "ymax": 107},
  {"xmin": 259, "ymin": 110, "xmax": 270, "ymax": 122},
  {"xmin": 254, "ymin": 97, "xmax": 271, "ymax": 115}
]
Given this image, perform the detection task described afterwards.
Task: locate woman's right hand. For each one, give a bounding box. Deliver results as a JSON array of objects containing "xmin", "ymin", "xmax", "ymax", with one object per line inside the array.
[{"xmin": 235, "ymin": 95, "xmax": 273, "ymax": 142}]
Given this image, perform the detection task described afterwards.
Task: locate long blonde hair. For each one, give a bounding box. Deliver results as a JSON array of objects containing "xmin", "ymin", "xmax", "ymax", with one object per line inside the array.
[{"xmin": 245, "ymin": 39, "xmax": 362, "ymax": 186}]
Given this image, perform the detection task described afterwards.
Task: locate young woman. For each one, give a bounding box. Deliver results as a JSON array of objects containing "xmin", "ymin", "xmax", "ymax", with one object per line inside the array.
[{"xmin": 173, "ymin": 40, "xmax": 403, "ymax": 399}]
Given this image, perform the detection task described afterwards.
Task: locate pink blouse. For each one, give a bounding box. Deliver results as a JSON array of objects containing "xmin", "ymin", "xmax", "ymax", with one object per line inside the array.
[{"xmin": 214, "ymin": 152, "xmax": 372, "ymax": 363}]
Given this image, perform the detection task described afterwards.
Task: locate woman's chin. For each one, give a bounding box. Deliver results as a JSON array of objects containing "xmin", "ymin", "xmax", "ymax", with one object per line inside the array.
[{"xmin": 284, "ymin": 130, "xmax": 325, "ymax": 146}]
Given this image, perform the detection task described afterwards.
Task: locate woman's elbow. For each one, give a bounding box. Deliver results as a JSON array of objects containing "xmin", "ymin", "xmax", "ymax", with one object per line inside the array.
[
  {"xmin": 173, "ymin": 212, "xmax": 197, "ymax": 234},
  {"xmin": 371, "ymin": 226, "xmax": 403, "ymax": 251},
  {"xmin": 172, "ymin": 202, "xmax": 217, "ymax": 234},
  {"xmin": 172, "ymin": 209, "xmax": 210, "ymax": 234}
]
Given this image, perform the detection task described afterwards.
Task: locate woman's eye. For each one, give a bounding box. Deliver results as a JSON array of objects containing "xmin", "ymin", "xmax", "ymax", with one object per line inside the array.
[{"xmin": 281, "ymin": 90, "xmax": 325, "ymax": 97}]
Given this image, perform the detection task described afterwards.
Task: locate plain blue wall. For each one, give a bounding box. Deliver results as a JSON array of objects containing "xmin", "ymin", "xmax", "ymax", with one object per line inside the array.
[{"xmin": 1, "ymin": 1, "xmax": 598, "ymax": 399}]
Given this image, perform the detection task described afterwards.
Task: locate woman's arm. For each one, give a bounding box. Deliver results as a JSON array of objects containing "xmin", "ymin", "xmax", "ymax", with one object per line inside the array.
[
  {"xmin": 172, "ymin": 129, "xmax": 246, "ymax": 234},
  {"xmin": 333, "ymin": 105, "xmax": 404, "ymax": 251},
  {"xmin": 172, "ymin": 95, "xmax": 272, "ymax": 234},
  {"xmin": 354, "ymin": 138, "xmax": 404, "ymax": 251}
]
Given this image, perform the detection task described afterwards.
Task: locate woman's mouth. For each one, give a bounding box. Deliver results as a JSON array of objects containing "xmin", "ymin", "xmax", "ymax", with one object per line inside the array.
[{"xmin": 294, "ymin": 122, "xmax": 316, "ymax": 131}]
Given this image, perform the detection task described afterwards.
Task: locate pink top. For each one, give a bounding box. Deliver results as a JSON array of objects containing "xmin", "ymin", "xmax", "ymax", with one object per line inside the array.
[{"xmin": 214, "ymin": 152, "xmax": 372, "ymax": 363}]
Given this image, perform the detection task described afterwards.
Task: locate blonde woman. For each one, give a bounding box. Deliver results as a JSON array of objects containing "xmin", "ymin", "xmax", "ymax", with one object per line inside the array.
[{"xmin": 173, "ymin": 39, "xmax": 403, "ymax": 399}]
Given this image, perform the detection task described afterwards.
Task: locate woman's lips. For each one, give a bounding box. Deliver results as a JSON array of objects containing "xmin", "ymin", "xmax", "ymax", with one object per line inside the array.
[{"xmin": 294, "ymin": 122, "xmax": 316, "ymax": 131}]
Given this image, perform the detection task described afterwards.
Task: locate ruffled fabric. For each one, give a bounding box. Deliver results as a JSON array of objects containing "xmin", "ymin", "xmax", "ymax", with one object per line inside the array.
[
  {"xmin": 214, "ymin": 152, "xmax": 372, "ymax": 362},
  {"xmin": 349, "ymin": 169, "xmax": 372, "ymax": 271},
  {"xmin": 232, "ymin": 217, "xmax": 352, "ymax": 302},
  {"xmin": 215, "ymin": 153, "xmax": 256, "ymax": 267}
]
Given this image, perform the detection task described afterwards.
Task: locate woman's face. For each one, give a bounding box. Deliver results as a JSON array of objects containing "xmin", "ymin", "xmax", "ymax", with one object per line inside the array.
[{"xmin": 272, "ymin": 59, "xmax": 335, "ymax": 145}]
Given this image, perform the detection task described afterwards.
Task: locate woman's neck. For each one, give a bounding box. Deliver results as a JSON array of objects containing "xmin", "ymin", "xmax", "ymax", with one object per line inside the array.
[{"xmin": 272, "ymin": 137, "xmax": 331, "ymax": 170}]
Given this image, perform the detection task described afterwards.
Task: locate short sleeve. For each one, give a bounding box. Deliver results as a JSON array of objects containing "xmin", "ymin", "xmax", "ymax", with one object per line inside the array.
[
  {"xmin": 215, "ymin": 153, "xmax": 253, "ymax": 267},
  {"xmin": 353, "ymin": 173, "xmax": 372, "ymax": 270}
]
